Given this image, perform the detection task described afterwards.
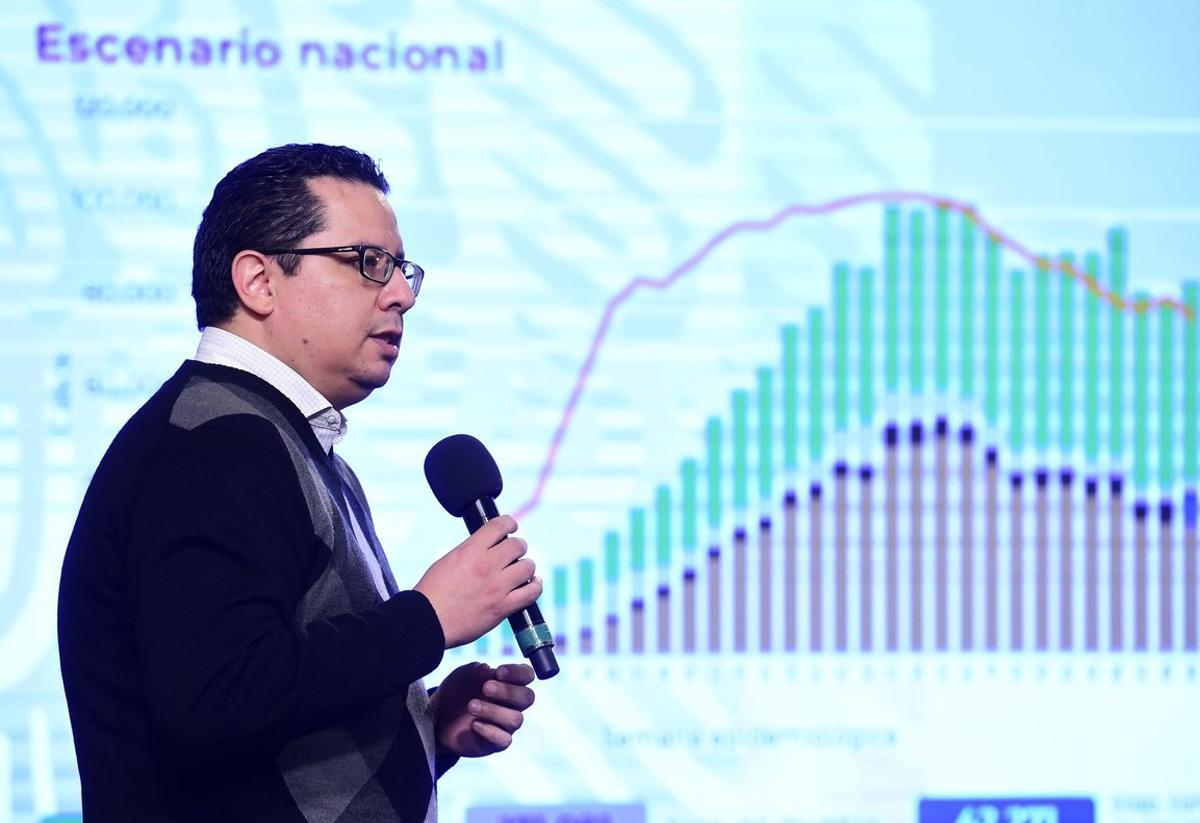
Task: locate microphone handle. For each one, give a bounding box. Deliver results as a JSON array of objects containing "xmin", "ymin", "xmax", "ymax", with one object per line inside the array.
[{"xmin": 464, "ymin": 497, "xmax": 559, "ymax": 680}]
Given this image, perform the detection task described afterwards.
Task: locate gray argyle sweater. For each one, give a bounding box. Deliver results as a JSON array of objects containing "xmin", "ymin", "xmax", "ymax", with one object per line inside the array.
[{"xmin": 59, "ymin": 360, "xmax": 454, "ymax": 822}]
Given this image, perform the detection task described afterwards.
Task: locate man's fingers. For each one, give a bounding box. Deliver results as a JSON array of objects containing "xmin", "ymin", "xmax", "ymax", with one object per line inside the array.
[
  {"xmin": 473, "ymin": 515, "xmax": 518, "ymax": 549},
  {"xmin": 468, "ymin": 699, "xmax": 524, "ymax": 732},
  {"xmin": 470, "ymin": 720, "xmax": 513, "ymax": 751},
  {"xmin": 495, "ymin": 664, "xmax": 535, "ymax": 687},
  {"xmin": 481, "ymin": 678, "xmax": 536, "ymax": 710}
]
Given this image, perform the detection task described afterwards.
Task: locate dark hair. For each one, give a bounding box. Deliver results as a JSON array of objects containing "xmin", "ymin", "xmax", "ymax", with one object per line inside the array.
[{"xmin": 191, "ymin": 143, "xmax": 390, "ymax": 329}]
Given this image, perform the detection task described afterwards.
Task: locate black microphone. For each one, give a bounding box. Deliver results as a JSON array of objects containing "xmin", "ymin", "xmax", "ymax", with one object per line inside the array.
[{"xmin": 424, "ymin": 434, "xmax": 560, "ymax": 680}]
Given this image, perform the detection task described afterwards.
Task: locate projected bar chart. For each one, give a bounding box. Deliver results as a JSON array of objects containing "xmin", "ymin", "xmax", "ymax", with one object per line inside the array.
[{"xmin": 513, "ymin": 204, "xmax": 1199, "ymax": 658}]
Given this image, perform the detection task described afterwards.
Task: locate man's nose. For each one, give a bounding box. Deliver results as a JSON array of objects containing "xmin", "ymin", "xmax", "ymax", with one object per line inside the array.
[{"xmin": 381, "ymin": 272, "xmax": 416, "ymax": 313}]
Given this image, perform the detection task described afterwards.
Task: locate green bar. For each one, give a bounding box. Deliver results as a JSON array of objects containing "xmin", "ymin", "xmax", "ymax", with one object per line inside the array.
[
  {"xmin": 985, "ymin": 236, "xmax": 1001, "ymax": 424},
  {"xmin": 681, "ymin": 458, "xmax": 698, "ymax": 552},
  {"xmin": 833, "ymin": 264, "xmax": 850, "ymax": 430},
  {"xmin": 580, "ymin": 558, "xmax": 595, "ymax": 603},
  {"xmin": 808, "ymin": 308, "xmax": 825, "ymax": 462},
  {"xmin": 706, "ymin": 417, "xmax": 722, "ymax": 528},
  {"xmin": 604, "ymin": 531, "xmax": 619, "ymax": 582},
  {"xmin": 475, "ymin": 633, "xmax": 490, "ymax": 654},
  {"xmin": 630, "ymin": 508, "xmax": 646, "ymax": 572},
  {"xmin": 1109, "ymin": 228, "xmax": 1128, "ymax": 459},
  {"xmin": 1059, "ymin": 254, "xmax": 1076, "ymax": 453},
  {"xmin": 1035, "ymin": 258, "xmax": 1051, "ymax": 453},
  {"xmin": 1134, "ymin": 294, "xmax": 1150, "ymax": 491},
  {"xmin": 1010, "ymin": 269, "xmax": 1026, "ymax": 453},
  {"xmin": 960, "ymin": 213, "xmax": 977, "ymax": 398},
  {"xmin": 859, "ymin": 266, "xmax": 875, "ymax": 424},
  {"xmin": 885, "ymin": 206, "xmax": 901, "ymax": 391},
  {"xmin": 783, "ymin": 325, "xmax": 800, "ymax": 470},
  {"xmin": 732, "ymin": 390, "xmax": 749, "ymax": 509},
  {"xmin": 910, "ymin": 210, "xmax": 926, "ymax": 392},
  {"xmin": 935, "ymin": 205, "xmax": 950, "ymax": 392},
  {"xmin": 1186, "ymin": 283, "xmax": 1199, "ymax": 482},
  {"xmin": 1159, "ymin": 308, "xmax": 1175, "ymax": 489},
  {"xmin": 1084, "ymin": 253, "xmax": 1101, "ymax": 463},
  {"xmin": 655, "ymin": 485, "xmax": 671, "ymax": 568},
  {"xmin": 553, "ymin": 566, "xmax": 568, "ymax": 608},
  {"xmin": 757, "ymin": 367, "xmax": 774, "ymax": 500}
]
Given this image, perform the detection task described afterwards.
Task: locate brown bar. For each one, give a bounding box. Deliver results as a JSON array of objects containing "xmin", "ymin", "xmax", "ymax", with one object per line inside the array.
[
  {"xmin": 683, "ymin": 569, "xmax": 696, "ymax": 653},
  {"xmin": 986, "ymin": 448, "xmax": 999, "ymax": 650},
  {"xmin": 1084, "ymin": 479, "xmax": 1099, "ymax": 651},
  {"xmin": 1035, "ymin": 470, "xmax": 1049, "ymax": 652},
  {"xmin": 1110, "ymin": 478, "xmax": 1124, "ymax": 650},
  {"xmin": 810, "ymin": 483, "xmax": 824, "ymax": 652},
  {"xmin": 834, "ymin": 464, "xmax": 848, "ymax": 652},
  {"xmin": 657, "ymin": 585, "xmax": 670, "ymax": 653},
  {"xmin": 580, "ymin": 626, "xmax": 593, "ymax": 655},
  {"xmin": 784, "ymin": 491, "xmax": 798, "ymax": 652},
  {"xmin": 886, "ymin": 425, "xmax": 900, "ymax": 652},
  {"xmin": 708, "ymin": 546, "xmax": 721, "ymax": 652},
  {"xmin": 606, "ymin": 614, "xmax": 618, "ymax": 654},
  {"xmin": 632, "ymin": 598, "xmax": 645, "ymax": 654},
  {"xmin": 860, "ymin": 467, "xmax": 874, "ymax": 651},
  {"xmin": 1187, "ymin": 492, "xmax": 1198, "ymax": 652},
  {"xmin": 1134, "ymin": 502, "xmax": 1148, "ymax": 651},
  {"xmin": 1160, "ymin": 502, "xmax": 1174, "ymax": 651},
  {"xmin": 1060, "ymin": 471, "xmax": 1074, "ymax": 650},
  {"xmin": 910, "ymin": 422, "xmax": 924, "ymax": 651},
  {"xmin": 961, "ymin": 426, "xmax": 975, "ymax": 651},
  {"xmin": 760, "ymin": 516, "xmax": 772, "ymax": 652},
  {"xmin": 734, "ymin": 527, "xmax": 747, "ymax": 652},
  {"xmin": 1011, "ymin": 473, "xmax": 1024, "ymax": 651},
  {"xmin": 934, "ymin": 419, "xmax": 949, "ymax": 651}
]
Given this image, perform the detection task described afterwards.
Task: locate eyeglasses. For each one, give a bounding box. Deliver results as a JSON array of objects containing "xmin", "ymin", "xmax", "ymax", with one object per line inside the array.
[{"xmin": 260, "ymin": 245, "xmax": 424, "ymax": 295}]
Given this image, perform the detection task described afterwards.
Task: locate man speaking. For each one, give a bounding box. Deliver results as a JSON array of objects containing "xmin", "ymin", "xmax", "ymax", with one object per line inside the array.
[{"xmin": 58, "ymin": 144, "xmax": 542, "ymax": 822}]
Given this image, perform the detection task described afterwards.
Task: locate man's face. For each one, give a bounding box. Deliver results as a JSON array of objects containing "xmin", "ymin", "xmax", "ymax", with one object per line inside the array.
[{"xmin": 266, "ymin": 176, "xmax": 415, "ymax": 410}]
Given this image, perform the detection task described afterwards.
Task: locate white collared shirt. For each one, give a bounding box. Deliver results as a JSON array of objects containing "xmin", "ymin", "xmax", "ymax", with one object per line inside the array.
[{"xmin": 194, "ymin": 326, "xmax": 390, "ymax": 599}]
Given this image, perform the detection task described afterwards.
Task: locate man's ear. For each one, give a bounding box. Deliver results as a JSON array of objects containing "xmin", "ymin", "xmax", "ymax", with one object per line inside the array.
[{"xmin": 230, "ymin": 250, "xmax": 275, "ymax": 318}]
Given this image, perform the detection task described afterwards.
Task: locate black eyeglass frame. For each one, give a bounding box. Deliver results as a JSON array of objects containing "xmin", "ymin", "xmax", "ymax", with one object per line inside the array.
[{"xmin": 259, "ymin": 244, "xmax": 423, "ymax": 295}]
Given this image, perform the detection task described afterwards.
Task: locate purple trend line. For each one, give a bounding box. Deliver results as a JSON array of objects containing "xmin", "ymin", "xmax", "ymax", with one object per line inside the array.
[{"xmin": 512, "ymin": 189, "xmax": 1193, "ymax": 519}]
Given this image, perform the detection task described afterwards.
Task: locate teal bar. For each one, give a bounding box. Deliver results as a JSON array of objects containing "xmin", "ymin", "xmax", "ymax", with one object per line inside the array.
[
  {"xmin": 630, "ymin": 508, "xmax": 646, "ymax": 572},
  {"xmin": 885, "ymin": 206, "xmax": 901, "ymax": 391},
  {"xmin": 1159, "ymin": 308, "xmax": 1175, "ymax": 489},
  {"xmin": 1109, "ymin": 229, "xmax": 1128, "ymax": 459},
  {"xmin": 732, "ymin": 390, "xmax": 749, "ymax": 509},
  {"xmin": 985, "ymin": 236, "xmax": 1001, "ymax": 424},
  {"xmin": 1084, "ymin": 253, "xmax": 1101, "ymax": 463},
  {"xmin": 1133, "ymin": 294, "xmax": 1150, "ymax": 491},
  {"xmin": 604, "ymin": 531, "xmax": 619, "ymax": 583},
  {"xmin": 681, "ymin": 458, "xmax": 698, "ymax": 552},
  {"xmin": 910, "ymin": 210, "xmax": 926, "ymax": 392},
  {"xmin": 1059, "ymin": 254, "xmax": 1076, "ymax": 453},
  {"xmin": 833, "ymin": 264, "xmax": 850, "ymax": 430},
  {"xmin": 783, "ymin": 325, "xmax": 800, "ymax": 470},
  {"xmin": 809, "ymin": 308, "xmax": 825, "ymax": 462},
  {"xmin": 475, "ymin": 633, "xmax": 490, "ymax": 654},
  {"xmin": 757, "ymin": 367, "xmax": 774, "ymax": 500},
  {"xmin": 1035, "ymin": 258, "xmax": 1051, "ymax": 453},
  {"xmin": 1010, "ymin": 269, "xmax": 1026, "ymax": 453},
  {"xmin": 960, "ymin": 213, "xmax": 977, "ymax": 398},
  {"xmin": 706, "ymin": 417, "xmax": 722, "ymax": 528},
  {"xmin": 655, "ymin": 485, "xmax": 671, "ymax": 568},
  {"xmin": 553, "ymin": 566, "xmax": 568, "ymax": 609},
  {"xmin": 935, "ymin": 206, "xmax": 950, "ymax": 392},
  {"xmin": 580, "ymin": 558, "xmax": 595, "ymax": 603},
  {"xmin": 859, "ymin": 266, "xmax": 875, "ymax": 424},
  {"xmin": 1186, "ymin": 283, "xmax": 1199, "ymax": 482}
]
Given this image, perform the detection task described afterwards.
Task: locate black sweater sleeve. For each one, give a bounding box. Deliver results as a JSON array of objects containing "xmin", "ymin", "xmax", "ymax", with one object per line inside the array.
[{"xmin": 124, "ymin": 417, "xmax": 444, "ymax": 759}]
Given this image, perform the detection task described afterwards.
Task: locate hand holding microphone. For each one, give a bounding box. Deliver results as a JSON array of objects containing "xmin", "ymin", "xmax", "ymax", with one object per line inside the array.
[{"xmin": 418, "ymin": 434, "xmax": 560, "ymax": 679}]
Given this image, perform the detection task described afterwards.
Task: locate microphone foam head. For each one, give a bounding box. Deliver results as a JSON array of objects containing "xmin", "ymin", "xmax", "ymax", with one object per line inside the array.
[{"xmin": 424, "ymin": 434, "xmax": 504, "ymax": 517}]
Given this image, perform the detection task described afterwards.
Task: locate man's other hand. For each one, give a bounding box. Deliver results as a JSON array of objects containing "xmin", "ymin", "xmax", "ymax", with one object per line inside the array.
[{"xmin": 429, "ymin": 662, "xmax": 536, "ymax": 758}]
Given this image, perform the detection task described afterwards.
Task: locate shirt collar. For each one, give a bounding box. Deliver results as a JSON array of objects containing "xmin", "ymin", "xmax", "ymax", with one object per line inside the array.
[{"xmin": 194, "ymin": 326, "xmax": 347, "ymax": 453}]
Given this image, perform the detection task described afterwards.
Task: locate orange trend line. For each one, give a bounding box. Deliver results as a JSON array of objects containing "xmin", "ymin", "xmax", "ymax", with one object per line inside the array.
[{"xmin": 513, "ymin": 190, "xmax": 1196, "ymax": 519}]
